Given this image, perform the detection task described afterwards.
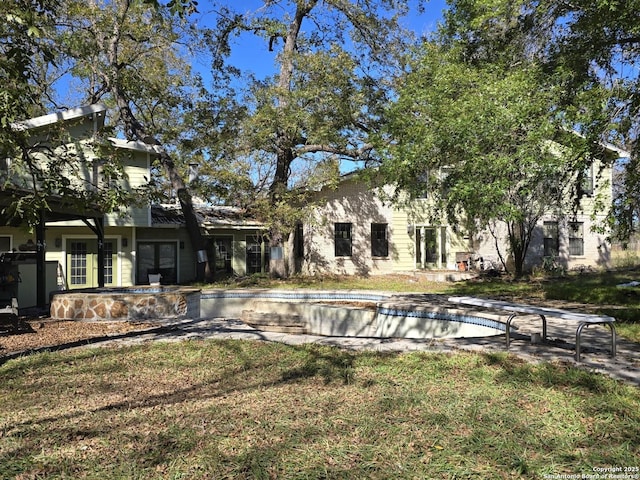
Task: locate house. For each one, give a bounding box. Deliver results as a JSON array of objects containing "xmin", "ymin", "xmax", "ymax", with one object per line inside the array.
[
  {"xmin": 294, "ymin": 142, "xmax": 627, "ymax": 276},
  {"xmin": 0, "ymin": 105, "xmax": 266, "ymax": 310}
]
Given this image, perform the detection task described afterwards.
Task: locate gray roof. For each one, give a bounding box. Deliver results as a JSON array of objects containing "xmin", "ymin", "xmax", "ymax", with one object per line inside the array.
[{"xmin": 151, "ymin": 204, "xmax": 263, "ymax": 231}]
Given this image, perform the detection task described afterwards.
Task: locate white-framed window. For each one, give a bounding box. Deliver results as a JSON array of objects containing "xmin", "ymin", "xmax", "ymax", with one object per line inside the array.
[
  {"xmin": 581, "ymin": 164, "xmax": 594, "ymax": 196},
  {"xmin": 543, "ymin": 221, "xmax": 559, "ymax": 257},
  {"xmin": 569, "ymin": 222, "xmax": 585, "ymax": 256}
]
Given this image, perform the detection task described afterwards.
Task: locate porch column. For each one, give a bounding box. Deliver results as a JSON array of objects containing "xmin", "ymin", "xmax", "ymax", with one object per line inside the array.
[
  {"xmin": 96, "ymin": 217, "xmax": 105, "ymax": 288},
  {"xmin": 36, "ymin": 213, "xmax": 46, "ymax": 308}
]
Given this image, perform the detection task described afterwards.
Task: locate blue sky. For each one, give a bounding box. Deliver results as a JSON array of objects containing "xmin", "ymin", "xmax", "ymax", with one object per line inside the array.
[
  {"xmin": 186, "ymin": 0, "xmax": 450, "ymax": 177},
  {"xmin": 190, "ymin": 0, "xmax": 448, "ymax": 81}
]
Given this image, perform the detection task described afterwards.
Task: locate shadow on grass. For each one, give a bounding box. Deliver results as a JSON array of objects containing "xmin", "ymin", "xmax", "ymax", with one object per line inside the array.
[
  {"xmin": 0, "ymin": 324, "xmax": 174, "ymax": 366},
  {"xmin": 482, "ymin": 351, "xmax": 619, "ymax": 393}
]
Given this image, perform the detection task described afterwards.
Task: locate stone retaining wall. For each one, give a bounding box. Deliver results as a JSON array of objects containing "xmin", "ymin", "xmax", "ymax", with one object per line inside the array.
[{"xmin": 50, "ymin": 287, "xmax": 201, "ymax": 321}]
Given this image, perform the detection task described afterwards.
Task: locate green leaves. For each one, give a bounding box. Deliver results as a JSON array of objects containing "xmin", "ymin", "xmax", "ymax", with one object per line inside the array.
[{"xmin": 379, "ymin": 31, "xmax": 586, "ymax": 275}]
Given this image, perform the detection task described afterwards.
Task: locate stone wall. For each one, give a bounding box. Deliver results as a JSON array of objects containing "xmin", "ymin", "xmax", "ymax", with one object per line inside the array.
[{"xmin": 50, "ymin": 287, "xmax": 201, "ymax": 321}]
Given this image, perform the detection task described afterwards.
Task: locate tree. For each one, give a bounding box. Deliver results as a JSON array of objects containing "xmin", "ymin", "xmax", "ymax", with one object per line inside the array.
[
  {"xmin": 204, "ymin": 0, "xmax": 417, "ymax": 277},
  {"xmin": 52, "ymin": 0, "xmax": 215, "ymax": 281},
  {"xmin": 378, "ymin": 37, "xmax": 593, "ymax": 276},
  {"xmin": 0, "ymin": 0, "xmax": 136, "ymax": 229},
  {"xmin": 442, "ymin": 0, "xmax": 639, "ymax": 240},
  {"xmin": 539, "ymin": 0, "xmax": 640, "ymax": 240}
]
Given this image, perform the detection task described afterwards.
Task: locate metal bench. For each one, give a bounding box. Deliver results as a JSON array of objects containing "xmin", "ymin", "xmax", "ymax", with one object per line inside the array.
[{"xmin": 447, "ymin": 296, "xmax": 616, "ymax": 362}]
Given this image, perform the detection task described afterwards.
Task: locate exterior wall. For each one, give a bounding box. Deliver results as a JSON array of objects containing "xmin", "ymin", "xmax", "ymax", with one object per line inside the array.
[
  {"xmin": 207, "ymin": 228, "xmax": 271, "ymax": 278},
  {"xmin": 300, "ymin": 177, "xmax": 396, "ymax": 276},
  {"xmin": 136, "ymin": 227, "xmax": 194, "ymax": 284},
  {"xmin": 471, "ymin": 159, "xmax": 614, "ymax": 271},
  {"xmin": 300, "ymin": 179, "xmax": 474, "ymax": 276},
  {"xmin": 44, "ymin": 225, "xmax": 136, "ymax": 287},
  {"xmin": 300, "ymin": 156, "xmax": 615, "ymax": 275},
  {"xmin": 52, "ymin": 149, "xmax": 153, "ymax": 229},
  {"xmin": 105, "ymin": 152, "xmax": 152, "ymax": 227},
  {"xmin": 389, "ymin": 197, "xmax": 470, "ymax": 272}
]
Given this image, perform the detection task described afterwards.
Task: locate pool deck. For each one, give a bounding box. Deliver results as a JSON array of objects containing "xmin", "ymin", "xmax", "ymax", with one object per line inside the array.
[{"xmin": 92, "ymin": 293, "xmax": 640, "ymax": 387}]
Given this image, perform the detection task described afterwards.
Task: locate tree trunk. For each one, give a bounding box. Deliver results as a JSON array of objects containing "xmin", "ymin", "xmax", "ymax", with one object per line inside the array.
[
  {"xmin": 114, "ymin": 96, "xmax": 213, "ymax": 282},
  {"xmin": 264, "ymin": 3, "xmax": 313, "ymax": 278},
  {"xmin": 160, "ymin": 151, "xmax": 213, "ymax": 282}
]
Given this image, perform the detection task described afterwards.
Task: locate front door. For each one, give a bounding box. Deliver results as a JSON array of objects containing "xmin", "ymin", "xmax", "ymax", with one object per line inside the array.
[{"xmin": 66, "ymin": 239, "xmax": 117, "ymax": 289}]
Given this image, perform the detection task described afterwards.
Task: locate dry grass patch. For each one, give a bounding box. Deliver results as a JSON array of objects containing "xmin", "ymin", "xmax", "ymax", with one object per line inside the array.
[{"xmin": 1, "ymin": 340, "xmax": 639, "ymax": 479}]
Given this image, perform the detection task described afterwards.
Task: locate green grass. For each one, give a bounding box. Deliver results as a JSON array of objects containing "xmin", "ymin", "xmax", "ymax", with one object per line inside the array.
[
  {"xmin": 203, "ymin": 269, "xmax": 640, "ymax": 342},
  {"xmin": 1, "ymin": 341, "xmax": 638, "ymax": 479}
]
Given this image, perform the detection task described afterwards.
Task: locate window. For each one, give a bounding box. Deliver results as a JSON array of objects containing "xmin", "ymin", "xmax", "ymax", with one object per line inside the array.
[
  {"xmin": 371, "ymin": 223, "xmax": 388, "ymax": 257},
  {"xmin": 334, "ymin": 223, "xmax": 353, "ymax": 256},
  {"xmin": 543, "ymin": 221, "xmax": 559, "ymax": 257},
  {"xmin": 569, "ymin": 222, "xmax": 585, "ymax": 256},
  {"xmin": 70, "ymin": 241, "xmax": 88, "ymax": 285},
  {"xmin": 581, "ymin": 165, "xmax": 594, "ymax": 195},
  {"xmin": 104, "ymin": 241, "xmax": 114, "ymax": 284}
]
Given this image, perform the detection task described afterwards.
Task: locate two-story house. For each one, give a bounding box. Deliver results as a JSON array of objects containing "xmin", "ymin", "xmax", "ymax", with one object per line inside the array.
[
  {"xmin": 293, "ymin": 142, "xmax": 627, "ymax": 277},
  {"xmin": 0, "ymin": 105, "xmax": 266, "ymax": 310}
]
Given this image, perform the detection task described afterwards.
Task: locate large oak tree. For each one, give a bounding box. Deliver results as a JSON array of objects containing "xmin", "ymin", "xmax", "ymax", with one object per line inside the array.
[{"xmin": 202, "ymin": 0, "xmax": 420, "ymax": 277}]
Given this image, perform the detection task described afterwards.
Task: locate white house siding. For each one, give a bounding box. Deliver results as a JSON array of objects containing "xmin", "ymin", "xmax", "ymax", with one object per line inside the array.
[
  {"xmin": 105, "ymin": 151, "xmax": 153, "ymax": 227},
  {"xmin": 300, "ymin": 177, "xmax": 396, "ymax": 276},
  {"xmin": 470, "ymin": 161, "xmax": 614, "ymax": 271},
  {"xmin": 389, "ymin": 197, "xmax": 469, "ymax": 272},
  {"xmin": 301, "ymin": 156, "xmax": 616, "ymax": 275}
]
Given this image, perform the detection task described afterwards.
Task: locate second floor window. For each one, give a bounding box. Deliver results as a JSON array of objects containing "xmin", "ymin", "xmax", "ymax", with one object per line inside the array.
[
  {"xmin": 334, "ymin": 223, "xmax": 353, "ymax": 257},
  {"xmin": 581, "ymin": 164, "xmax": 594, "ymax": 196},
  {"xmin": 543, "ymin": 221, "xmax": 559, "ymax": 257},
  {"xmin": 569, "ymin": 222, "xmax": 585, "ymax": 256},
  {"xmin": 371, "ymin": 223, "xmax": 388, "ymax": 257}
]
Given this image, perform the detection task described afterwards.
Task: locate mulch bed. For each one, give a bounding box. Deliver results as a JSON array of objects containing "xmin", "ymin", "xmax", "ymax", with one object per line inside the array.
[{"xmin": 0, "ymin": 315, "xmax": 156, "ymax": 357}]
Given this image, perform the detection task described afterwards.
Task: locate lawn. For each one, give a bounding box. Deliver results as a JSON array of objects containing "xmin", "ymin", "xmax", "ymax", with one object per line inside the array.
[{"xmin": 1, "ymin": 341, "xmax": 639, "ymax": 479}]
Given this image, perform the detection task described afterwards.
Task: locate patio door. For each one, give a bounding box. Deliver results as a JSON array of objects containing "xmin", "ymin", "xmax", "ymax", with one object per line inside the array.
[
  {"xmin": 246, "ymin": 235, "xmax": 268, "ymax": 274},
  {"xmin": 415, "ymin": 227, "xmax": 438, "ymax": 268},
  {"xmin": 211, "ymin": 236, "xmax": 233, "ymax": 278},
  {"xmin": 137, "ymin": 241, "xmax": 177, "ymax": 284},
  {"xmin": 66, "ymin": 239, "xmax": 117, "ymax": 289}
]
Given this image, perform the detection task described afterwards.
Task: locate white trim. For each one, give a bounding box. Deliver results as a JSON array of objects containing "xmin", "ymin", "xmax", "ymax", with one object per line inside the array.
[
  {"xmin": 108, "ymin": 137, "xmax": 160, "ymax": 154},
  {"xmin": 0, "ymin": 234, "xmax": 13, "ymax": 253},
  {"xmin": 13, "ymin": 104, "xmax": 107, "ymax": 131}
]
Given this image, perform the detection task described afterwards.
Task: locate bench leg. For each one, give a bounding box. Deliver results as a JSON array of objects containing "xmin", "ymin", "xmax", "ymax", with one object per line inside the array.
[
  {"xmin": 506, "ymin": 314, "xmax": 516, "ymax": 349},
  {"xmin": 576, "ymin": 322, "xmax": 617, "ymax": 362},
  {"xmin": 505, "ymin": 314, "xmax": 547, "ymax": 350}
]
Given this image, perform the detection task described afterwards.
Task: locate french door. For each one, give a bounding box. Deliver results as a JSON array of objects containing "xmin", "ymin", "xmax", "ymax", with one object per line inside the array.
[
  {"xmin": 66, "ymin": 239, "xmax": 117, "ymax": 288},
  {"xmin": 137, "ymin": 241, "xmax": 177, "ymax": 285}
]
